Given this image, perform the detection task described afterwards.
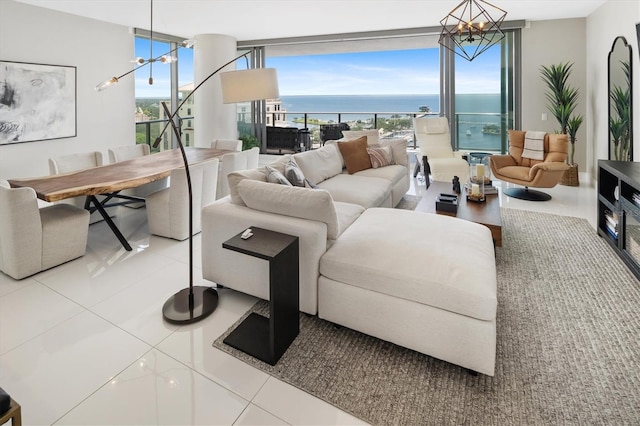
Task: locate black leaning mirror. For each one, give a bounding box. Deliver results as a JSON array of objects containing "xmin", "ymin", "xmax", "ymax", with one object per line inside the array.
[{"xmin": 608, "ymin": 36, "xmax": 633, "ymax": 161}]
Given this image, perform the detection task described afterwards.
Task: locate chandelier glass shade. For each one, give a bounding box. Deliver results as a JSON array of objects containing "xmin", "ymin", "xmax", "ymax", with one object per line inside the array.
[{"xmin": 438, "ymin": 0, "xmax": 507, "ymax": 61}]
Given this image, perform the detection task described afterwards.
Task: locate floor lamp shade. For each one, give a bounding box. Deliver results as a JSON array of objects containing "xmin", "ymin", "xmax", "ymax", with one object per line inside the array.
[{"xmin": 220, "ymin": 68, "xmax": 280, "ymax": 103}]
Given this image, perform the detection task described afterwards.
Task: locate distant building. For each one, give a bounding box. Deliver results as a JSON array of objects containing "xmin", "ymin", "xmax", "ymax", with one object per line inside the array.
[{"xmin": 153, "ymin": 83, "xmax": 285, "ymax": 150}]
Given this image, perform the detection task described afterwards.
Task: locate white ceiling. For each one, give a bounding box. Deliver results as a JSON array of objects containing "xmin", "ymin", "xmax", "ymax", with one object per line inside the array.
[{"xmin": 13, "ymin": 0, "xmax": 608, "ymax": 41}]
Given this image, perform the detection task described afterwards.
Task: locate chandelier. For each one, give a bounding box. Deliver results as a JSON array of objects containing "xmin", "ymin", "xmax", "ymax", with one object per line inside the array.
[
  {"xmin": 95, "ymin": 0, "xmax": 195, "ymax": 91},
  {"xmin": 438, "ymin": 0, "xmax": 507, "ymax": 61}
]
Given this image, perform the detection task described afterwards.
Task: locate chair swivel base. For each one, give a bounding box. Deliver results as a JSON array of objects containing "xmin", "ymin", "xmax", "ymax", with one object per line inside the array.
[
  {"xmin": 503, "ymin": 187, "xmax": 552, "ymax": 201},
  {"xmin": 162, "ymin": 286, "xmax": 219, "ymax": 324}
]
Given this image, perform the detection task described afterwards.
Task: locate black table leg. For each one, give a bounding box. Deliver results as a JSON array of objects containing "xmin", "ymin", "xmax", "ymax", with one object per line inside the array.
[{"xmin": 88, "ymin": 195, "xmax": 133, "ymax": 251}]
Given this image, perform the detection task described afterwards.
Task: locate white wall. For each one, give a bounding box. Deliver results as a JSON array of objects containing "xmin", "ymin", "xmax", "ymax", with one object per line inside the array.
[
  {"xmin": 0, "ymin": 0, "xmax": 135, "ymax": 180},
  {"xmin": 521, "ymin": 18, "xmax": 587, "ymax": 170},
  {"xmin": 587, "ymin": 0, "xmax": 640, "ymax": 178}
]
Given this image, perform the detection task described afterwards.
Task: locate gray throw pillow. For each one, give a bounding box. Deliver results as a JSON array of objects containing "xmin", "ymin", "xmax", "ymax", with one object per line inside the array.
[
  {"xmin": 265, "ymin": 165, "xmax": 292, "ymax": 186},
  {"xmin": 285, "ymin": 158, "xmax": 306, "ymax": 187}
]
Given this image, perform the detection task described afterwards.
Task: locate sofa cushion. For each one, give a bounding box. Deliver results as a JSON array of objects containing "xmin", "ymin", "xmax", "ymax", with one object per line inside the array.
[
  {"xmin": 293, "ymin": 144, "xmax": 343, "ymax": 185},
  {"xmin": 317, "ymin": 174, "xmax": 391, "ymax": 208},
  {"xmin": 319, "ymin": 208, "xmax": 497, "ymax": 321},
  {"xmin": 380, "ymin": 138, "xmax": 409, "ymax": 166},
  {"xmin": 284, "ymin": 158, "xmax": 306, "ymax": 187},
  {"xmin": 236, "ymin": 179, "xmax": 341, "ymax": 239},
  {"xmin": 341, "ymin": 129, "xmax": 381, "ymax": 145},
  {"xmin": 337, "ymin": 136, "xmax": 372, "ymax": 174},
  {"xmin": 227, "ymin": 168, "xmax": 267, "ymax": 205},
  {"xmin": 354, "ymin": 164, "xmax": 406, "ymax": 186},
  {"xmin": 333, "ymin": 201, "xmax": 365, "ymax": 242}
]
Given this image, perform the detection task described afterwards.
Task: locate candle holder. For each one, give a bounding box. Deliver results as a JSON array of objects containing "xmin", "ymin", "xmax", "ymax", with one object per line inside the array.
[
  {"xmin": 467, "ymin": 164, "xmax": 486, "ymax": 203},
  {"xmin": 470, "ymin": 162, "xmax": 491, "ymax": 185}
]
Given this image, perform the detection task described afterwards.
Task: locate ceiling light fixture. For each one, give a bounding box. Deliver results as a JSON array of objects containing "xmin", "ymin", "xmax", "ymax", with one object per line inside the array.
[
  {"xmin": 438, "ymin": 0, "xmax": 507, "ymax": 61},
  {"xmin": 95, "ymin": 0, "xmax": 195, "ymax": 91}
]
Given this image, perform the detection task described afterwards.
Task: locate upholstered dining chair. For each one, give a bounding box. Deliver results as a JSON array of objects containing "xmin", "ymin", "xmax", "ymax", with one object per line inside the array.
[
  {"xmin": 217, "ymin": 147, "xmax": 260, "ymax": 199},
  {"xmin": 49, "ymin": 151, "xmax": 106, "ymax": 223},
  {"xmin": 146, "ymin": 158, "xmax": 219, "ymax": 240},
  {"xmin": 0, "ymin": 180, "xmax": 89, "ymax": 280},
  {"xmin": 108, "ymin": 144, "xmax": 168, "ymax": 202},
  {"xmin": 412, "ymin": 116, "xmax": 469, "ymax": 187},
  {"xmin": 489, "ymin": 130, "xmax": 569, "ymax": 201},
  {"xmin": 210, "ymin": 139, "xmax": 242, "ymax": 152}
]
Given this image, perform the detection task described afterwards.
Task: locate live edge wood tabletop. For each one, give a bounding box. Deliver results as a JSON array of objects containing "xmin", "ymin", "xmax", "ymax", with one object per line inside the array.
[{"xmin": 7, "ymin": 148, "xmax": 231, "ymax": 202}]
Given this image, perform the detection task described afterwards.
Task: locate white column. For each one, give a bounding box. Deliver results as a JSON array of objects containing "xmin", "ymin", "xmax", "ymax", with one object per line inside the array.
[{"xmin": 193, "ymin": 34, "xmax": 238, "ymax": 147}]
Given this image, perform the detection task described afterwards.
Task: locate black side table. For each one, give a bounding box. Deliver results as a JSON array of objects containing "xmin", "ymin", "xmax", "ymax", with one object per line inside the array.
[{"xmin": 222, "ymin": 227, "xmax": 299, "ymax": 365}]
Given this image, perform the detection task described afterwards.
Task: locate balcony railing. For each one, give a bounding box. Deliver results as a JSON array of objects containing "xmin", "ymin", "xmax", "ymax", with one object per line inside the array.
[{"xmin": 135, "ymin": 111, "xmax": 507, "ymax": 153}]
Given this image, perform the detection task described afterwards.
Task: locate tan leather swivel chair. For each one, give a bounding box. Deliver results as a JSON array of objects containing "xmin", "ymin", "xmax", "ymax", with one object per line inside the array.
[{"xmin": 489, "ymin": 130, "xmax": 569, "ymax": 201}]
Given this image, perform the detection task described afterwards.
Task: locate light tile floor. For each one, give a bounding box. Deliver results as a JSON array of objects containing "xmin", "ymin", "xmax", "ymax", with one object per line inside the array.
[{"xmin": 0, "ymin": 155, "xmax": 597, "ymax": 425}]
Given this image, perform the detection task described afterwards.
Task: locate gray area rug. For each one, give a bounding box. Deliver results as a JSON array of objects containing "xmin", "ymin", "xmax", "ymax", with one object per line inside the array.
[
  {"xmin": 394, "ymin": 194, "xmax": 421, "ymax": 211},
  {"xmin": 214, "ymin": 208, "xmax": 640, "ymax": 425}
]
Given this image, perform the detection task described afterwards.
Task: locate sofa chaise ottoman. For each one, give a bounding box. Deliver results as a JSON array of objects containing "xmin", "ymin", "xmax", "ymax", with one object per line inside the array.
[{"xmin": 318, "ymin": 208, "xmax": 497, "ymax": 376}]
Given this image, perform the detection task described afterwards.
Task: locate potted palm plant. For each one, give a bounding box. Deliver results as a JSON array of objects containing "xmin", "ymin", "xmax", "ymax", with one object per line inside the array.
[{"xmin": 540, "ymin": 62, "xmax": 582, "ymax": 186}]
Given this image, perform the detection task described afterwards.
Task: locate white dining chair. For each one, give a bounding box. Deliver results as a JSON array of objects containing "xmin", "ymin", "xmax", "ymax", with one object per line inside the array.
[
  {"xmin": 211, "ymin": 139, "xmax": 242, "ymax": 151},
  {"xmin": 108, "ymin": 144, "xmax": 168, "ymax": 203},
  {"xmin": 49, "ymin": 151, "xmax": 107, "ymax": 223},
  {"xmin": 146, "ymin": 158, "xmax": 219, "ymax": 240},
  {"xmin": 0, "ymin": 179, "xmax": 90, "ymax": 280},
  {"xmin": 217, "ymin": 147, "xmax": 260, "ymax": 199}
]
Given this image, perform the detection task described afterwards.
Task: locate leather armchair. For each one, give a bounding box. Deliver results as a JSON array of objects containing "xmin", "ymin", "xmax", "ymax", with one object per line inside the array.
[{"xmin": 489, "ymin": 130, "xmax": 569, "ymax": 201}]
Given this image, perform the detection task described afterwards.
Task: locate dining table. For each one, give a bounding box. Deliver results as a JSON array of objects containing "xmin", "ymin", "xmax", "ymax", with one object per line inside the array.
[{"xmin": 8, "ymin": 147, "xmax": 232, "ymax": 251}]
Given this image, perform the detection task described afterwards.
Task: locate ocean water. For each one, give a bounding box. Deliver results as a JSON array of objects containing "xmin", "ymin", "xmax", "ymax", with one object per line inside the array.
[{"xmin": 279, "ymin": 93, "xmax": 503, "ymax": 150}]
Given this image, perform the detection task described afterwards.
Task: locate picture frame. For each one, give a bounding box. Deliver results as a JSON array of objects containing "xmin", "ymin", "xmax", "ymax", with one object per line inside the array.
[{"xmin": 0, "ymin": 60, "xmax": 77, "ymax": 145}]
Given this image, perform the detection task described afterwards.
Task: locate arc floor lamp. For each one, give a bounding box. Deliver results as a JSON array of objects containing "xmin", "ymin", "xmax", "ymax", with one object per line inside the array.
[{"xmin": 97, "ymin": 45, "xmax": 279, "ymax": 324}]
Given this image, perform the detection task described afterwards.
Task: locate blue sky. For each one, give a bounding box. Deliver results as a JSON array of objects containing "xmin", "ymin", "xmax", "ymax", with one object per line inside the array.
[{"xmin": 135, "ymin": 38, "xmax": 501, "ymax": 97}]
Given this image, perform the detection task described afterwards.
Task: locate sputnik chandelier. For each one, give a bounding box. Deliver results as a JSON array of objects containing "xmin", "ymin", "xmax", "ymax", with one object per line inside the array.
[
  {"xmin": 95, "ymin": 0, "xmax": 195, "ymax": 91},
  {"xmin": 438, "ymin": 0, "xmax": 507, "ymax": 61}
]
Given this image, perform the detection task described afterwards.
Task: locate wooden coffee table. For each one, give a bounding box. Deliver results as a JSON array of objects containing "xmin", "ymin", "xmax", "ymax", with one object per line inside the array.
[{"xmin": 416, "ymin": 181, "xmax": 502, "ymax": 247}]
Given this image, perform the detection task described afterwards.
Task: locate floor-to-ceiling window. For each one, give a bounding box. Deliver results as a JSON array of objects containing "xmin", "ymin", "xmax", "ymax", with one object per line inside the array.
[
  {"xmin": 443, "ymin": 29, "xmax": 520, "ymax": 154},
  {"xmin": 133, "ymin": 31, "xmax": 194, "ymax": 152}
]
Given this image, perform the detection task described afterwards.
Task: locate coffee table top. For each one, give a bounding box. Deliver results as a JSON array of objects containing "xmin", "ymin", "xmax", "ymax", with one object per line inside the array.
[{"xmin": 416, "ymin": 181, "xmax": 502, "ymax": 231}]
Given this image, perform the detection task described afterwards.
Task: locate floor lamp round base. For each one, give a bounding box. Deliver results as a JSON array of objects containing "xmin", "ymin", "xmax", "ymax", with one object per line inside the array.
[
  {"xmin": 162, "ymin": 286, "xmax": 219, "ymax": 324},
  {"xmin": 503, "ymin": 187, "xmax": 552, "ymax": 201}
]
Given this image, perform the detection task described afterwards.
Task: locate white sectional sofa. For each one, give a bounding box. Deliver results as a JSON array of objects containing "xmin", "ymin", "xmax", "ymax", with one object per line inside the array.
[{"xmin": 201, "ymin": 134, "xmax": 498, "ymax": 375}]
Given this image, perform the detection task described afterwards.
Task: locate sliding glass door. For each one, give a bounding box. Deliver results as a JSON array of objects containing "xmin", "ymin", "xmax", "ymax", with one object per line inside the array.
[{"xmin": 445, "ymin": 30, "xmax": 519, "ymax": 154}]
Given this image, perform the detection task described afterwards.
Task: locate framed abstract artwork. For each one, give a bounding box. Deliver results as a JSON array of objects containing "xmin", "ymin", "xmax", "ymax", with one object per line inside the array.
[{"xmin": 0, "ymin": 61, "xmax": 77, "ymax": 145}]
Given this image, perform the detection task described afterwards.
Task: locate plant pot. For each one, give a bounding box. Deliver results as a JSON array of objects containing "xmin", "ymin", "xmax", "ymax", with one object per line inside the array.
[{"xmin": 560, "ymin": 164, "xmax": 579, "ymax": 186}]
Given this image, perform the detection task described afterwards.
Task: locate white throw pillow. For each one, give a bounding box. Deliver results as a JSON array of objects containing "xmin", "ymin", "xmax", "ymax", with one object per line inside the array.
[{"xmin": 237, "ymin": 179, "xmax": 340, "ymax": 239}]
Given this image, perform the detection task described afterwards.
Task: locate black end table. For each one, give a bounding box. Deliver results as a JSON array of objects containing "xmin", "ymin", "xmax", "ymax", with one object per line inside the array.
[{"xmin": 222, "ymin": 227, "xmax": 299, "ymax": 365}]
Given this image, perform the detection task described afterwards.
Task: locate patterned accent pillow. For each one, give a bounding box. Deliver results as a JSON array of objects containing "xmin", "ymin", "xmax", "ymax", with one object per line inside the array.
[
  {"xmin": 367, "ymin": 146, "xmax": 395, "ymax": 168},
  {"xmin": 285, "ymin": 158, "xmax": 306, "ymax": 187},
  {"xmin": 265, "ymin": 165, "xmax": 292, "ymax": 186}
]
